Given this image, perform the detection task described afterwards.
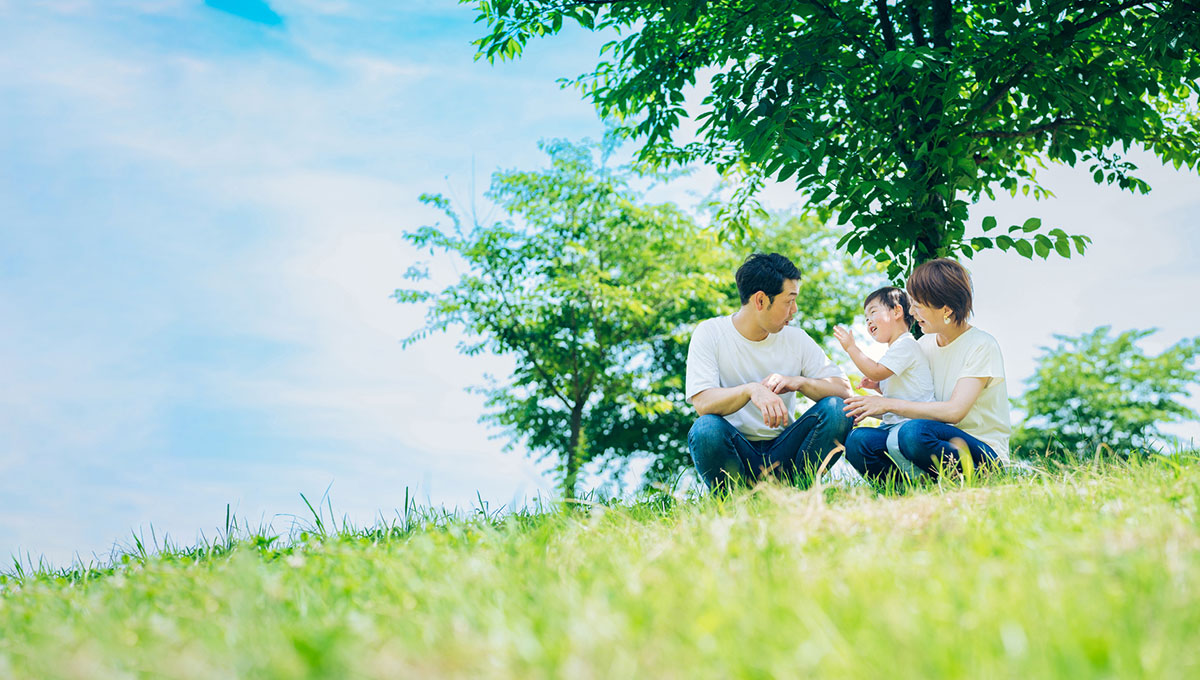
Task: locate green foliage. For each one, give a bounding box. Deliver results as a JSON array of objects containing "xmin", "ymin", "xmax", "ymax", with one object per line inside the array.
[
  {"xmin": 467, "ymin": 0, "xmax": 1200, "ymax": 276},
  {"xmin": 1013, "ymin": 326, "xmax": 1200, "ymax": 460},
  {"xmin": 6, "ymin": 459, "xmax": 1200, "ymax": 677},
  {"xmin": 396, "ymin": 138, "xmax": 882, "ymax": 495}
]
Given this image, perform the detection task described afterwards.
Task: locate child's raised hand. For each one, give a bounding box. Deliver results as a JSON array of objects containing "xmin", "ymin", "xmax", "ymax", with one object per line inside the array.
[
  {"xmin": 859, "ymin": 377, "xmax": 881, "ymax": 392},
  {"xmin": 833, "ymin": 325, "xmax": 855, "ymax": 351}
]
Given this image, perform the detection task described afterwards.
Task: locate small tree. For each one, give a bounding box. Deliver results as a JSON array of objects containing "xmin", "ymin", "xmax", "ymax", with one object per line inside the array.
[
  {"xmin": 396, "ymin": 138, "xmax": 731, "ymax": 498},
  {"xmin": 1013, "ymin": 326, "xmax": 1200, "ymax": 460},
  {"xmin": 467, "ymin": 0, "xmax": 1200, "ymax": 276}
]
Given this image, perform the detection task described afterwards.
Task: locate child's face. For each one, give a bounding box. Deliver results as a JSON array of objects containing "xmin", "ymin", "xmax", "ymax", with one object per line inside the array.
[{"xmin": 864, "ymin": 301, "xmax": 904, "ymax": 343}]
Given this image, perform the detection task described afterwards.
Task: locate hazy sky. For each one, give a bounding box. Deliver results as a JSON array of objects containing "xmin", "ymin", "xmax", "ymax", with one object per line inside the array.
[{"xmin": 3, "ymin": 0, "xmax": 1198, "ymax": 566}]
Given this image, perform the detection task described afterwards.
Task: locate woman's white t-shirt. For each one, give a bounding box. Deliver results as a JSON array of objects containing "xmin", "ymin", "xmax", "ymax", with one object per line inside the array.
[
  {"xmin": 877, "ymin": 333, "xmax": 934, "ymax": 426},
  {"xmin": 917, "ymin": 326, "xmax": 1012, "ymax": 460}
]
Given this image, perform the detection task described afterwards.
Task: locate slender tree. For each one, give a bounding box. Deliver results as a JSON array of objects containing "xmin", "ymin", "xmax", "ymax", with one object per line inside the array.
[{"xmin": 396, "ymin": 139, "xmax": 731, "ymax": 498}]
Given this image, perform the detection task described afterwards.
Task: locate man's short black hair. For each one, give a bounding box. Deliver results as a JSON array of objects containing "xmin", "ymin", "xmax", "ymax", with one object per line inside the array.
[{"xmin": 735, "ymin": 252, "xmax": 802, "ymax": 306}]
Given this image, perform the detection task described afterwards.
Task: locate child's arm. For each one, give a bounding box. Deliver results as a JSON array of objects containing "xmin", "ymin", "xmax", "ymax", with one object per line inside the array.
[{"xmin": 832, "ymin": 326, "xmax": 895, "ymax": 382}]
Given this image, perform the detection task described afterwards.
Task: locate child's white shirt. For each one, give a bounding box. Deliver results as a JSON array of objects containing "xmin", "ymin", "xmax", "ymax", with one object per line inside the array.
[{"xmin": 877, "ymin": 333, "xmax": 935, "ymax": 426}]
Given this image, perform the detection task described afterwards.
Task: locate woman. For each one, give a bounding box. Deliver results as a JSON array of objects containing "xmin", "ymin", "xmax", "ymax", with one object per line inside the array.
[{"xmin": 843, "ymin": 258, "xmax": 1011, "ymax": 481}]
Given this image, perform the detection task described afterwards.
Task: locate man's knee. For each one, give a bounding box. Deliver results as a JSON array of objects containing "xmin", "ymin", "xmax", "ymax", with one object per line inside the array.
[
  {"xmin": 688, "ymin": 415, "xmax": 735, "ymax": 467},
  {"xmin": 688, "ymin": 414, "xmax": 728, "ymax": 447},
  {"xmin": 814, "ymin": 396, "xmax": 853, "ymax": 438}
]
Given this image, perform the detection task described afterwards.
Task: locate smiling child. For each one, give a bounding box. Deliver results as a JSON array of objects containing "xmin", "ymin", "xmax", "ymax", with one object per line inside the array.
[{"xmin": 833, "ymin": 286, "xmax": 934, "ymax": 426}]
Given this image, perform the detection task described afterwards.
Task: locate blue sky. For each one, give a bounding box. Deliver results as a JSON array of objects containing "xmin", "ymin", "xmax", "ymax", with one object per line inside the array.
[{"xmin": 2, "ymin": 0, "xmax": 1198, "ymax": 566}]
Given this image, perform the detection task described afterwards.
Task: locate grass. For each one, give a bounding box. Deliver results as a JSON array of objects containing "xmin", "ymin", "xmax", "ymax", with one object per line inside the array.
[{"xmin": 2, "ymin": 455, "xmax": 1199, "ymax": 679}]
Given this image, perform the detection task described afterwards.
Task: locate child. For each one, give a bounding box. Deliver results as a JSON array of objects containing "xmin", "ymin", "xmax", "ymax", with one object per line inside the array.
[{"xmin": 833, "ymin": 286, "xmax": 934, "ymax": 428}]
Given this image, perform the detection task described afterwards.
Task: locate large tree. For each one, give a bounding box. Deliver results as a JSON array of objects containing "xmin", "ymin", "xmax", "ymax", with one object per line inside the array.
[
  {"xmin": 468, "ymin": 0, "xmax": 1200, "ymax": 277},
  {"xmin": 396, "ymin": 139, "xmax": 882, "ymax": 497},
  {"xmin": 1013, "ymin": 326, "xmax": 1200, "ymax": 459}
]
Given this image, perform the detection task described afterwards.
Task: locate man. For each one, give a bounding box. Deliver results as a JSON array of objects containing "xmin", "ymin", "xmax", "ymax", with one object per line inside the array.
[{"xmin": 686, "ymin": 252, "xmax": 854, "ymax": 490}]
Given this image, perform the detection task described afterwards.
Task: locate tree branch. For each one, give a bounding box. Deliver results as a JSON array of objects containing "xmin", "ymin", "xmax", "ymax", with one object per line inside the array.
[
  {"xmin": 931, "ymin": 0, "xmax": 951, "ymax": 50},
  {"xmin": 875, "ymin": 0, "xmax": 897, "ymax": 51},
  {"xmin": 977, "ymin": 62, "xmax": 1033, "ymax": 116},
  {"xmin": 968, "ymin": 116, "xmax": 1092, "ymax": 139},
  {"xmin": 973, "ymin": 0, "xmax": 1164, "ymax": 117},
  {"xmin": 905, "ymin": 1, "xmax": 926, "ymax": 47},
  {"xmin": 483, "ymin": 261, "xmax": 574, "ymax": 409},
  {"xmin": 1073, "ymin": 0, "xmax": 1163, "ymax": 33},
  {"xmin": 810, "ymin": 0, "xmax": 881, "ymax": 61}
]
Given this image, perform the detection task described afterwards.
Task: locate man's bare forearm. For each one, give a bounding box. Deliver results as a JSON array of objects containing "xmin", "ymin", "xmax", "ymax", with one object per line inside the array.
[
  {"xmin": 798, "ymin": 376, "xmax": 852, "ymax": 401},
  {"xmin": 690, "ymin": 384, "xmax": 753, "ymax": 416}
]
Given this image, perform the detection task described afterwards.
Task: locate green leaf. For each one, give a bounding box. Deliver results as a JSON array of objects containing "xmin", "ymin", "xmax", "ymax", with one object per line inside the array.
[
  {"xmin": 1022, "ymin": 217, "xmax": 1042, "ymax": 232},
  {"xmin": 981, "ymin": 216, "xmax": 998, "ymax": 232},
  {"xmin": 1015, "ymin": 239, "xmax": 1034, "ymax": 258}
]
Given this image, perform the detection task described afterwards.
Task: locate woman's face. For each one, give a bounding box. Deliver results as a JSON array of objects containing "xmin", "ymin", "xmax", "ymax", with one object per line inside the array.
[{"xmin": 909, "ymin": 298, "xmax": 949, "ymax": 334}]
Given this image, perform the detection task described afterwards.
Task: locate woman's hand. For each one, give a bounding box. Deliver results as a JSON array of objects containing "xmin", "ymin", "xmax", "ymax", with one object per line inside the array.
[
  {"xmin": 843, "ymin": 394, "xmax": 891, "ymax": 425},
  {"xmin": 833, "ymin": 325, "xmax": 856, "ymax": 351}
]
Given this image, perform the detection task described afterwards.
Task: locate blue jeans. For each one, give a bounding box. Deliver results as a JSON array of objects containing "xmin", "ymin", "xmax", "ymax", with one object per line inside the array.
[
  {"xmin": 688, "ymin": 396, "xmax": 854, "ymax": 491},
  {"xmin": 844, "ymin": 419, "xmax": 998, "ymax": 483}
]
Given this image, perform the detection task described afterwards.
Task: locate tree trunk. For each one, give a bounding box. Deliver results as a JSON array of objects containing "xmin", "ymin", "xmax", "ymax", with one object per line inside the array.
[{"xmin": 564, "ymin": 403, "xmax": 584, "ymax": 501}]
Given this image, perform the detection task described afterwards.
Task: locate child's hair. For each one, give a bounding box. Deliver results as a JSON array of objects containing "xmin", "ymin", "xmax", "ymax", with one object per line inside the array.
[{"xmin": 864, "ymin": 286, "xmax": 915, "ymax": 328}]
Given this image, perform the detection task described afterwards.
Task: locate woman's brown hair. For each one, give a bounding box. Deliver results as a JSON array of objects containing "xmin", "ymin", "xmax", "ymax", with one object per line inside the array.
[{"xmin": 906, "ymin": 258, "xmax": 973, "ymax": 324}]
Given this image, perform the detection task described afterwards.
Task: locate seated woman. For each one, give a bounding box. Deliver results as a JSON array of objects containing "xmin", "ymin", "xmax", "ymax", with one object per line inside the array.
[{"xmin": 842, "ymin": 258, "xmax": 1010, "ymax": 482}]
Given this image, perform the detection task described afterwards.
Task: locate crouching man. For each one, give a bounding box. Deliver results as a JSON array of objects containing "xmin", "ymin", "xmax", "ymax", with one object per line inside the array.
[{"xmin": 686, "ymin": 253, "xmax": 854, "ymax": 491}]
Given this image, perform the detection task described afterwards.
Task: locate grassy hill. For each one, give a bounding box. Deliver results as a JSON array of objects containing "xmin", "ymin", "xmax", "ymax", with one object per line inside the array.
[{"xmin": 3, "ymin": 456, "xmax": 1199, "ymax": 679}]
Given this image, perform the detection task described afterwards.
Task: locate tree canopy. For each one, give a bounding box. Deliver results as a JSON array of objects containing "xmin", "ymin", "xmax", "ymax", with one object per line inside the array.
[
  {"xmin": 1013, "ymin": 326, "xmax": 1200, "ymax": 459},
  {"xmin": 468, "ymin": 0, "xmax": 1200, "ymax": 276}
]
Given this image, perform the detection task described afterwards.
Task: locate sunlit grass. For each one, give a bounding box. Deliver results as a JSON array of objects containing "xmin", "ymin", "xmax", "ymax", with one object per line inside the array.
[{"xmin": 3, "ymin": 455, "xmax": 1199, "ymax": 678}]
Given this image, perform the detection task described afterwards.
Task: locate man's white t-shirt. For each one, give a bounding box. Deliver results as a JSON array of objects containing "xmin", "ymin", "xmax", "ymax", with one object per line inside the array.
[
  {"xmin": 917, "ymin": 326, "xmax": 1012, "ymax": 460},
  {"xmin": 685, "ymin": 315, "xmax": 846, "ymax": 441},
  {"xmin": 877, "ymin": 333, "xmax": 934, "ymax": 426}
]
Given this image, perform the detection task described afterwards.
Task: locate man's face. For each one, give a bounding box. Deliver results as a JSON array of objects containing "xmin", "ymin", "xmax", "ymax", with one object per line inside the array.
[{"xmin": 763, "ymin": 278, "xmax": 799, "ymax": 333}]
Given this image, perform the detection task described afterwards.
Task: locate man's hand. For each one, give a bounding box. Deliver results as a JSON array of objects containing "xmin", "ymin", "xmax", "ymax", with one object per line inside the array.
[
  {"xmin": 761, "ymin": 373, "xmax": 804, "ymax": 395},
  {"xmin": 859, "ymin": 377, "xmax": 881, "ymax": 392},
  {"xmin": 833, "ymin": 325, "xmax": 856, "ymax": 351},
  {"xmin": 749, "ymin": 383, "xmax": 791, "ymax": 428}
]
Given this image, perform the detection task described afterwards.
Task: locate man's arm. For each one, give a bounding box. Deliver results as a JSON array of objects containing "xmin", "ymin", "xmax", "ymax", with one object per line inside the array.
[
  {"xmin": 762, "ymin": 374, "xmax": 852, "ymax": 401},
  {"xmin": 692, "ymin": 383, "xmax": 791, "ymax": 428}
]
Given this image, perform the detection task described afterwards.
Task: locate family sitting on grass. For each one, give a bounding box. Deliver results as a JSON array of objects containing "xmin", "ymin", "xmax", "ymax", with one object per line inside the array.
[{"xmin": 686, "ymin": 253, "xmax": 1009, "ymax": 490}]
